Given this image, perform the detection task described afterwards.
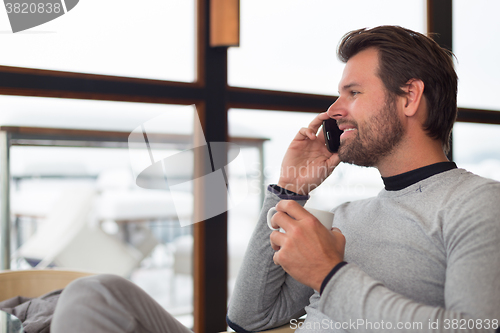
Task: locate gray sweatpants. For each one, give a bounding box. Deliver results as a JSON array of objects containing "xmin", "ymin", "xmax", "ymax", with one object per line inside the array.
[{"xmin": 51, "ymin": 274, "xmax": 193, "ymax": 333}]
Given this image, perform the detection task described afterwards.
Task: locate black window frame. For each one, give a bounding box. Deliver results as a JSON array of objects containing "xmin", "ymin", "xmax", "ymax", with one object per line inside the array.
[{"xmin": 1, "ymin": 1, "xmax": 499, "ymax": 332}]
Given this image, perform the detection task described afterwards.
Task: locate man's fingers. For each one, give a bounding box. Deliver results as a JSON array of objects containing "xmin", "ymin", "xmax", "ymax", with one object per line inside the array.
[
  {"xmin": 275, "ymin": 200, "xmax": 311, "ymax": 223},
  {"xmin": 331, "ymin": 227, "xmax": 347, "ymax": 248},
  {"xmin": 269, "ymin": 212, "xmax": 280, "ymax": 230},
  {"xmin": 307, "ymin": 112, "xmax": 331, "ymax": 133},
  {"xmin": 331, "ymin": 227, "xmax": 342, "ymax": 234},
  {"xmin": 271, "ymin": 207, "xmax": 298, "ymax": 233},
  {"xmin": 270, "ymin": 229, "xmax": 285, "ymax": 249},
  {"xmin": 270, "ymin": 210, "xmax": 292, "ymax": 231},
  {"xmin": 294, "ymin": 127, "xmax": 316, "ymax": 141},
  {"xmin": 293, "ymin": 113, "xmax": 332, "ymax": 141},
  {"xmin": 327, "ymin": 154, "xmax": 342, "ymax": 168},
  {"xmin": 273, "ymin": 251, "xmax": 281, "ymax": 266}
]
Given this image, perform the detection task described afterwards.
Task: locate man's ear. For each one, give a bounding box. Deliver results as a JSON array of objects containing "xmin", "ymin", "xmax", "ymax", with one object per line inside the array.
[{"xmin": 402, "ymin": 79, "xmax": 425, "ymax": 117}]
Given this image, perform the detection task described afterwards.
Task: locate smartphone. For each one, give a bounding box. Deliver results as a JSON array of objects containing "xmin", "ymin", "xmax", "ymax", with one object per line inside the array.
[{"xmin": 322, "ymin": 118, "xmax": 343, "ymax": 153}]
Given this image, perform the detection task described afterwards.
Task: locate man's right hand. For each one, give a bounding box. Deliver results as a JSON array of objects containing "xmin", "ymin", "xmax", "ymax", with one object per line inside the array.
[{"xmin": 277, "ymin": 112, "xmax": 341, "ymax": 195}]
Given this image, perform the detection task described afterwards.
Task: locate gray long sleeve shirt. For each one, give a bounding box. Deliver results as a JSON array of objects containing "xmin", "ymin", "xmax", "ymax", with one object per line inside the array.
[{"xmin": 227, "ymin": 167, "xmax": 500, "ymax": 332}]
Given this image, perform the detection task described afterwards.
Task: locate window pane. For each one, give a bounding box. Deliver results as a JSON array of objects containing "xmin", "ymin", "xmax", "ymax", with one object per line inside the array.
[
  {"xmin": 229, "ymin": 0, "xmax": 426, "ymax": 95},
  {"xmin": 0, "ymin": 95, "xmax": 194, "ymax": 131},
  {"xmin": 227, "ymin": 109, "xmax": 383, "ymax": 297},
  {"xmin": 453, "ymin": 0, "xmax": 500, "ymax": 111},
  {"xmin": 4, "ymin": 98, "xmax": 197, "ymax": 328},
  {"xmin": 0, "ymin": 0, "xmax": 195, "ymax": 82},
  {"xmin": 453, "ymin": 122, "xmax": 500, "ymax": 181}
]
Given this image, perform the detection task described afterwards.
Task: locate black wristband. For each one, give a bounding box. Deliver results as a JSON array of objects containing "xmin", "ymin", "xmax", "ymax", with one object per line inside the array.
[
  {"xmin": 268, "ymin": 184, "xmax": 309, "ymax": 200},
  {"xmin": 320, "ymin": 261, "xmax": 348, "ymax": 295},
  {"xmin": 269, "ymin": 184, "xmax": 301, "ymax": 196}
]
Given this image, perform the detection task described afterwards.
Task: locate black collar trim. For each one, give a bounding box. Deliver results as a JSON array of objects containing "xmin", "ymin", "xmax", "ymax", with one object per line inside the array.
[{"xmin": 382, "ymin": 162, "xmax": 457, "ymax": 191}]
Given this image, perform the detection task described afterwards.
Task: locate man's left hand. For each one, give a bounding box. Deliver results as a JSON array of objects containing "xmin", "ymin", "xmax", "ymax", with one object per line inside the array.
[{"xmin": 269, "ymin": 200, "xmax": 346, "ymax": 291}]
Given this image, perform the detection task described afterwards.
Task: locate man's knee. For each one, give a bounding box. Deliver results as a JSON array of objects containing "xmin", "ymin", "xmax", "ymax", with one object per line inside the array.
[
  {"xmin": 54, "ymin": 275, "xmax": 138, "ymax": 333},
  {"xmin": 64, "ymin": 274, "xmax": 129, "ymax": 297}
]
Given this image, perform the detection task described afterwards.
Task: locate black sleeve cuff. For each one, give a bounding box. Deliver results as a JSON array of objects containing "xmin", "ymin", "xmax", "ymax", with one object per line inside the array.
[
  {"xmin": 320, "ymin": 261, "xmax": 348, "ymax": 295},
  {"xmin": 268, "ymin": 184, "xmax": 310, "ymax": 200},
  {"xmin": 226, "ymin": 316, "xmax": 252, "ymax": 333}
]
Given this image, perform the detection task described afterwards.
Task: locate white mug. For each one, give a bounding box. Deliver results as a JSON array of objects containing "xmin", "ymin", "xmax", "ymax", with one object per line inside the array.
[{"xmin": 267, "ymin": 206, "xmax": 334, "ymax": 232}]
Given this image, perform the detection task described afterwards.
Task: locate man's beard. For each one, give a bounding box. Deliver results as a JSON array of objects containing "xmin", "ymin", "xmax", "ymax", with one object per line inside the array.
[{"xmin": 337, "ymin": 95, "xmax": 405, "ymax": 167}]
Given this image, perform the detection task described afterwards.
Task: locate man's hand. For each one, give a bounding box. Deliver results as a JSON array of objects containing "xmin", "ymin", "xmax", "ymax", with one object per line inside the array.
[
  {"xmin": 269, "ymin": 200, "xmax": 346, "ymax": 291},
  {"xmin": 277, "ymin": 112, "xmax": 341, "ymax": 195}
]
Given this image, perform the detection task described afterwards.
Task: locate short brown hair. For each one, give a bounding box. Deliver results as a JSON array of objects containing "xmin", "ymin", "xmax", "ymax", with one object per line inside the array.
[{"xmin": 337, "ymin": 26, "xmax": 457, "ymax": 153}]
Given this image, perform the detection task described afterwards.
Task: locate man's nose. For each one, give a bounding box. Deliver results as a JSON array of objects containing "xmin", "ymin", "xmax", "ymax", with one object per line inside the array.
[{"xmin": 326, "ymin": 97, "xmax": 346, "ymax": 120}]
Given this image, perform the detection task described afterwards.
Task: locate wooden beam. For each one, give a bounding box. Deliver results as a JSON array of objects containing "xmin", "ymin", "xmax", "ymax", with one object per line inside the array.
[
  {"xmin": 194, "ymin": 0, "xmax": 229, "ymax": 331},
  {"xmin": 427, "ymin": 0, "xmax": 453, "ymax": 159},
  {"xmin": 0, "ymin": 66, "xmax": 204, "ymax": 105},
  {"xmin": 210, "ymin": 0, "xmax": 240, "ymax": 47},
  {"xmin": 427, "ymin": 0, "xmax": 453, "ymax": 51},
  {"xmin": 228, "ymin": 86, "xmax": 335, "ymax": 112},
  {"xmin": 457, "ymin": 108, "xmax": 500, "ymax": 125}
]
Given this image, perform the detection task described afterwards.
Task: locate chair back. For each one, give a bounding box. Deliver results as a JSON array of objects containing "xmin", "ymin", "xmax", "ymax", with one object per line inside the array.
[{"xmin": 0, "ymin": 269, "xmax": 93, "ymax": 301}]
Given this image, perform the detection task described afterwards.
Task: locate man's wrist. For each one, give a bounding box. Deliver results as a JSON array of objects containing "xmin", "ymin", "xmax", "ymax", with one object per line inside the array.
[
  {"xmin": 273, "ymin": 184, "xmax": 302, "ymax": 196},
  {"xmin": 276, "ymin": 181, "xmax": 308, "ymax": 196},
  {"xmin": 269, "ymin": 184, "xmax": 310, "ymax": 200},
  {"xmin": 320, "ymin": 261, "xmax": 348, "ymax": 295}
]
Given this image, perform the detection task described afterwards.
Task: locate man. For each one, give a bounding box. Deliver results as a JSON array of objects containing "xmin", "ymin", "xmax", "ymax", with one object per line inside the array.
[
  {"xmin": 226, "ymin": 26, "xmax": 500, "ymax": 332},
  {"xmin": 49, "ymin": 25, "xmax": 499, "ymax": 333}
]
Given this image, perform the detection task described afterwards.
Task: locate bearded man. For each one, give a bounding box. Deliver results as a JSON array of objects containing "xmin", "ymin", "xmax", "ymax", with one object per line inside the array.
[{"xmin": 227, "ymin": 26, "xmax": 500, "ymax": 333}]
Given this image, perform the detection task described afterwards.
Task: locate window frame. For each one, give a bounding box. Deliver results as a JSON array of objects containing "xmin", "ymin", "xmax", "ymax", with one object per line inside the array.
[{"xmin": 1, "ymin": 1, "xmax": 499, "ymax": 332}]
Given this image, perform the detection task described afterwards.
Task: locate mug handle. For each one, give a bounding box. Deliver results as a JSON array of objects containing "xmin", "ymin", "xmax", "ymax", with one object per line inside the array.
[{"xmin": 267, "ymin": 207, "xmax": 280, "ymax": 231}]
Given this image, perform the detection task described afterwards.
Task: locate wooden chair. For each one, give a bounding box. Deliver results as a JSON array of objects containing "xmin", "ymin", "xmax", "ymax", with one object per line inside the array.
[
  {"xmin": 0, "ymin": 269, "xmax": 93, "ymax": 302},
  {"xmin": 0, "ymin": 270, "xmax": 298, "ymax": 332}
]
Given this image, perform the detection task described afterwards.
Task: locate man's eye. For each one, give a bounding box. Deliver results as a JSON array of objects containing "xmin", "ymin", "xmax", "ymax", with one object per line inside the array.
[{"xmin": 351, "ymin": 91, "xmax": 359, "ymax": 96}]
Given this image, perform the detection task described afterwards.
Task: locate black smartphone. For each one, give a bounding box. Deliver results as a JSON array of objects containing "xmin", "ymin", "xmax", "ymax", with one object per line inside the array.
[{"xmin": 322, "ymin": 118, "xmax": 343, "ymax": 153}]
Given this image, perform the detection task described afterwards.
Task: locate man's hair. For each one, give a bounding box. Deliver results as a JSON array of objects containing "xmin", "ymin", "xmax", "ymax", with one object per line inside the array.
[{"xmin": 337, "ymin": 25, "xmax": 457, "ymax": 153}]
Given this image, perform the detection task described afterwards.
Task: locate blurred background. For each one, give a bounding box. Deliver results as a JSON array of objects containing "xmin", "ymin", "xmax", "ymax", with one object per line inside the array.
[{"xmin": 1, "ymin": 0, "xmax": 499, "ymax": 331}]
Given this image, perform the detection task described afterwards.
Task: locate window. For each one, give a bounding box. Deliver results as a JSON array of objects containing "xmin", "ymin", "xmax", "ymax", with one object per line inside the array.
[
  {"xmin": 2, "ymin": 1, "xmax": 500, "ymax": 331},
  {"xmin": 4, "ymin": 97, "xmax": 197, "ymax": 327},
  {"xmin": 0, "ymin": 0, "xmax": 195, "ymax": 81},
  {"xmin": 453, "ymin": 0, "xmax": 500, "ymax": 110},
  {"xmin": 453, "ymin": 122, "xmax": 500, "ymax": 181},
  {"xmin": 229, "ymin": 0, "xmax": 426, "ymax": 94}
]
